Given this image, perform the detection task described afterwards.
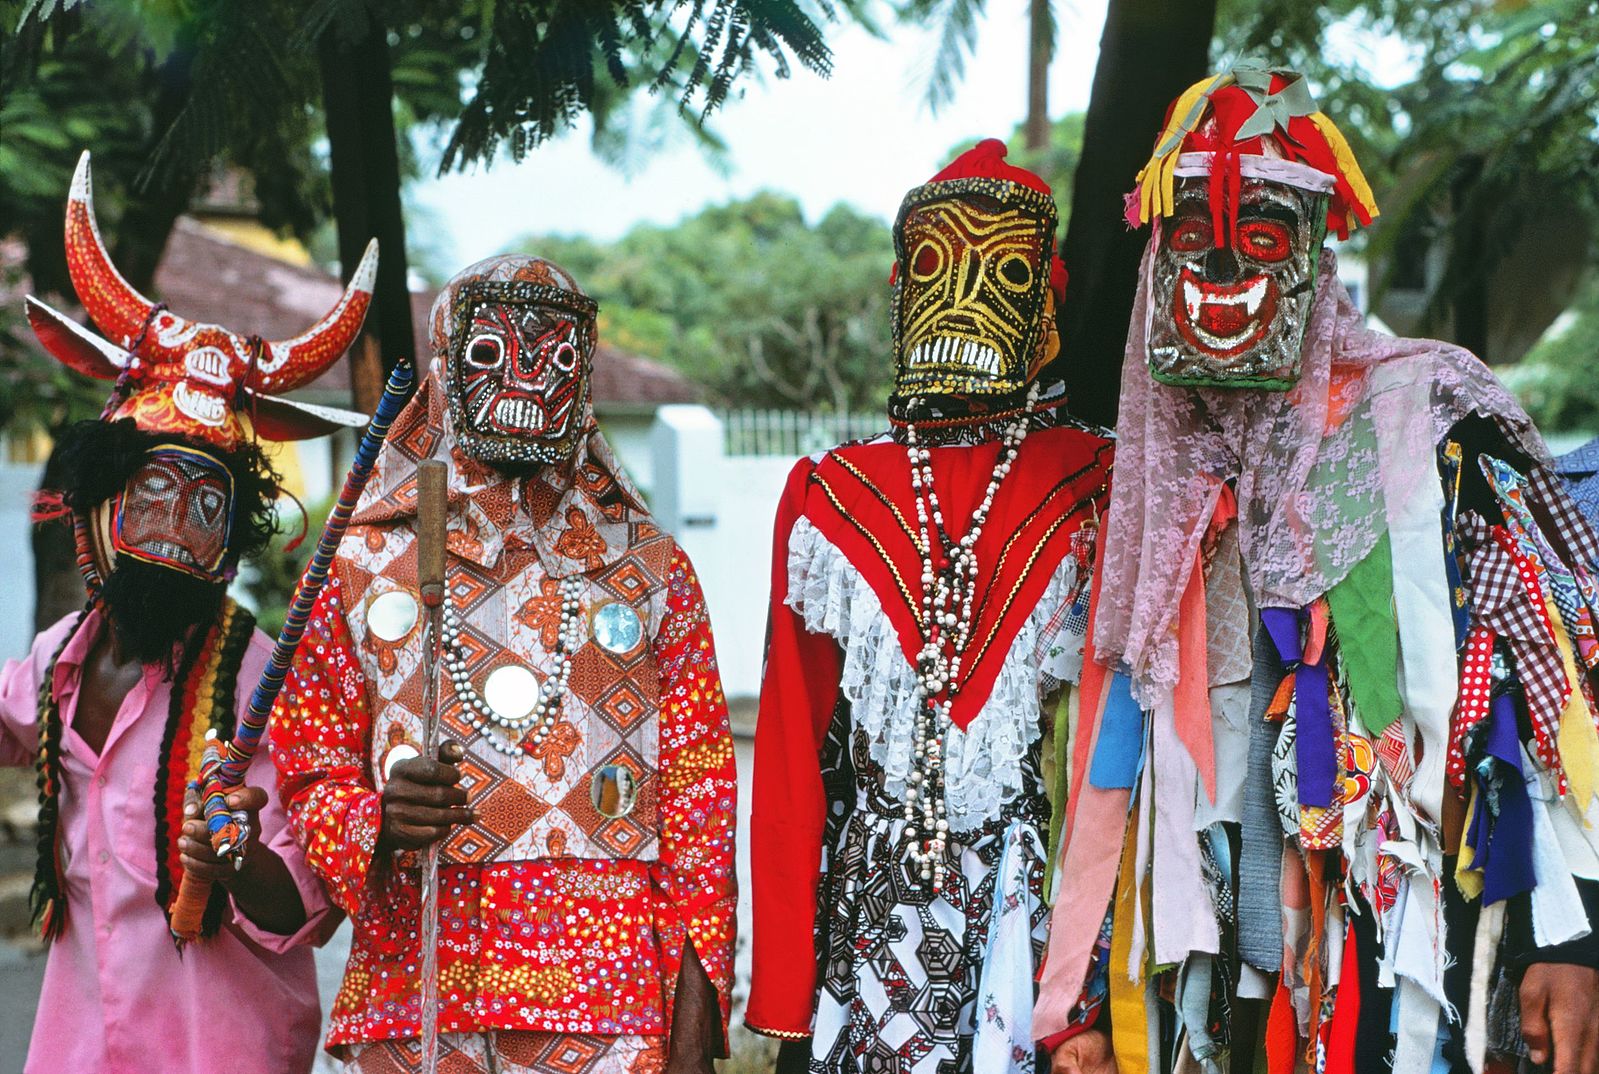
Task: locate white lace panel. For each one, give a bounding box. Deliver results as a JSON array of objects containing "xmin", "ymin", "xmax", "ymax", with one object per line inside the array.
[{"xmin": 785, "ymin": 515, "xmax": 1083, "ymax": 832}]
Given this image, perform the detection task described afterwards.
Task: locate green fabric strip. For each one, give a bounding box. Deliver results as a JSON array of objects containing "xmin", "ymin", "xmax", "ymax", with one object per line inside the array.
[{"xmin": 1326, "ymin": 531, "xmax": 1404, "ymax": 734}]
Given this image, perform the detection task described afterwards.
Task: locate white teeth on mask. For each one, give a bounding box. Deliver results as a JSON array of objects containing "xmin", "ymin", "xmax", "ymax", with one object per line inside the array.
[
  {"xmin": 1184, "ymin": 276, "xmax": 1270, "ymax": 320},
  {"xmin": 904, "ymin": 338, "xmax": 1004, "ymax": 376},
  {"xmin": 1243, "ymin": 277, "xmax": 1267, "ymax": 315},
  {"xmin": 492, "ymin": 397, "xmax": 546, "ymax": 429}
]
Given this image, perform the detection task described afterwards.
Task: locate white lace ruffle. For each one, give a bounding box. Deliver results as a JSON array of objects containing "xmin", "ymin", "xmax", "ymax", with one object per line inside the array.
[{"xmin": 786, "ymin": 515, "xmax": 1083, "ymax": 833}]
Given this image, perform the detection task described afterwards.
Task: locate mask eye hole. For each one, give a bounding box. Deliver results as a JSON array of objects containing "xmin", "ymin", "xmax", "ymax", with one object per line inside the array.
[
  {"xmin": 910, "ymin": 241, "xmax": 942, "ymax": 280},
  {"xmin": 196, "ymin": 487, "xmax": 225, "ymax": 525},
  {"xmin": 551, "ymin": 340, "xmax": 578, "ymax": 372},
  {"xmin": 465, "ymin": 334, "xmax": 503, "ymax": 369},
  {"xmin": 1237, "ymin": 218, "xmax": 1294, "ymax": 262},
  {"xmin": 1167, "ymin": 217, "xmax": 1211, "ymax": 253},
  {"xmin": 997, "ymin": 254, "xmax": 1033, "ymax": 290}
]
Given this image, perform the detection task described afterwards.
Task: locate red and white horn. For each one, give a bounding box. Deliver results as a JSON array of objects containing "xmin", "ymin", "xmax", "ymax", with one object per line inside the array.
[
  {"xmin": 63, "ymin": 151, "xmax": 165, "ymax": 353},
  {"xmin": 255, "ymin": 239, "xmax": 379, "ymax": 394}
]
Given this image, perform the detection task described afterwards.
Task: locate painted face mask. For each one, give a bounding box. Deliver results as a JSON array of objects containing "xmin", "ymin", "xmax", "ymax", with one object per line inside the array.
[
  {"xmin": 890, "ymin": 178, "xmax": 1059, "ymax": 413},
  {"xmin": 111, "ymin": 445, "xmax": 235, "ymax": 579},
  {"xmin": 446, "ymin": 279, "xmax": 598, "ymax": 466},
  {"xmin": 1147, "ymin": 177, "xmax": 1326, "ymax": 389}
]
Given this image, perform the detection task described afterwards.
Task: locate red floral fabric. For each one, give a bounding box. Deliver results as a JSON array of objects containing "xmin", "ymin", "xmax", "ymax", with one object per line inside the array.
[{"xmin": 271, "ymin": 551, "xmax": 737, "ymax": 1049}]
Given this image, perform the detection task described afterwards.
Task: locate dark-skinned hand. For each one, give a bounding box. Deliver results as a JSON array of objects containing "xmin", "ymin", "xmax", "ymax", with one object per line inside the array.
[
  {"xmin": 179, "ymin": 784, "xmax": 307, "ymax": 935},
  {"xmin": 1052, "ymin": 1028, "xmax": 1117, "ymax": 1074},
  {"xmin": 378, "ymin": 740, "xmax": 473, "ymax": 853},
  {"xmin": 179, "ymin": 784, "xmax": 266, "ymax": 886},
  {"xmin": 1521, "ymin": 962, "xmax": 1599, "ymax": 1074}
]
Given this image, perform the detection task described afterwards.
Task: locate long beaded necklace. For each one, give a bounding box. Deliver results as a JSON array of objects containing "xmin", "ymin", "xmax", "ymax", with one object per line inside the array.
[
  {"xmin": 902, "ymin": 381, "xmax": 1040, "ymax": 891},
  {"xmin": 441, "ymin": 576, "xmax": 585, "ymax": 758}
]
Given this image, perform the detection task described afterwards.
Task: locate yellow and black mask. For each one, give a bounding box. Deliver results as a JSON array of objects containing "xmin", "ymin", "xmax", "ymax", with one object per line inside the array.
[{"xmin": 889, "ymin": 171, "xmax": 1060, "ymax": 418}]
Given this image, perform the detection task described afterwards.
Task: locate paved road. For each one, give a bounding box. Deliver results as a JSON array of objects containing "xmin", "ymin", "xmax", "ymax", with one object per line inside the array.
[{"xmin": 0, "ymin": 736, "xmax": 758, "ymax": 1074}]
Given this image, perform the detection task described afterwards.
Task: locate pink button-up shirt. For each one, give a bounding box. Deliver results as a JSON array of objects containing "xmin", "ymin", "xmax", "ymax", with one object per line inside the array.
[{"xmin": 0, "ymin": 610, "xmax": 339, "ymax": 1074}]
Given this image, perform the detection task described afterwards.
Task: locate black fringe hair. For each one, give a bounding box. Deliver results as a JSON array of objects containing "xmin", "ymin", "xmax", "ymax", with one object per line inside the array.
[{"xmin": 48, "ymin": 418, "xmax": 283, "ymax": 569}]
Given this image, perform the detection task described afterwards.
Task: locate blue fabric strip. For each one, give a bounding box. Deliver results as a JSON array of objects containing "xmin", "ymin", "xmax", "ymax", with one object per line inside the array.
[{"xmin": 1088, "ymin": 671, "xmax": 1145, "ymax": 790}]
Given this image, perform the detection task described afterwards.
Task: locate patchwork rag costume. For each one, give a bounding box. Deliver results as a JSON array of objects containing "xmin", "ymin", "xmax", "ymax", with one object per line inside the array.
[
  {"xmin": 1035, "ymin": 66, "xmax": 1599, "ymax": 1074},
  {"xmin": 2, "ymin": 151, "xmax": 354, "ymax": 1073},
  {"xmin": 270, "ymin": 254, "xmax": 737, "ymax": 1071},
  {"xmin": 748, "ymin": 141, "xmax": 1113, "ymax": 1073}
]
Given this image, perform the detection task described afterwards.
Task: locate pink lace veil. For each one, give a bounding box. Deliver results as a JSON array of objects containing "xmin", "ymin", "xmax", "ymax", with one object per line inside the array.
[{"xmin": 1095, "ymin": 242, "xmax": 1546, "ymax": 701}]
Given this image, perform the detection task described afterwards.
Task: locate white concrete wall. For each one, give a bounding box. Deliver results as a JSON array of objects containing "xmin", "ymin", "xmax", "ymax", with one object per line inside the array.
[
  {"xmin": 0, "ymin": 463, "xmax": 43, "ymax": 661},
  {"xmin": 649, "ymin": 406, "xmax": 795, "ymax": 702},
  {"xmin": 597, "ymin": 412, "xmax": 656, "ymax": 502}
]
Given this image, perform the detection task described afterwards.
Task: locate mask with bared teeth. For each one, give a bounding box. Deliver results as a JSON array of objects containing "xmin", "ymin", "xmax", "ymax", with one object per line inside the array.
[
  {"xmin": 437, "ymin": 257, "xmax": 598, "ymax": 468},
  {"xmin": 1147, "ymin": 177, "xmax": 1326, "ymax": 389},
  {"xmin": 888, "ymin": 139, "xmax": 1067, "ymax": 420},
  {"xmin": 1128, "ymin": 63, "xmax": 1379, "ymax": 390}
]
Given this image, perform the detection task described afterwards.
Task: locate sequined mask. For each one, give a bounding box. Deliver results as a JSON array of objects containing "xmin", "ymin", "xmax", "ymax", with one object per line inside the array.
[
  {"xmin": 890, "ymin": 178, "xmax": 1058, "ymax": 414},
  {"xmin": 1148, "ymin": 177, "xmax": 1325, "ymax": 390},
  {"xmin": 447, "ymin": 280, "xmax": 598, "ymax": 466},
  {"xmin": 111, "ymin": 445, "xmax": 234, "ymax": 579}
]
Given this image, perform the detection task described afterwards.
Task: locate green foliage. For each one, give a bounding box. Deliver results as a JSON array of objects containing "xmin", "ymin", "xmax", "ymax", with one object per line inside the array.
[
  {"xmin": 0, "ymin": 256, "xmax": 105, "ymax": 435},
  {"xmin": 242, "ymin": 495, "xmax": 333, "ymax": 637},
  {"xmin": 1502, "ymin": 278, "xmax": 1599, "ymax": 433},
  {"xmin": 520, "ymin": 193, "xmax": 895, "ymax": 411},
  {"xmin": 1213, "ymin": 0, "xmax": 1599, "ymax": 325}
]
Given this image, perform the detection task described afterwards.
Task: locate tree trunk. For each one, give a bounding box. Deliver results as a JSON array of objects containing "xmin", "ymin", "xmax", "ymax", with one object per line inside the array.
[
  {"xmin": 111, "ymin": 48, "xmax": 203, "ymax": 293},
  {"xmin": 319, "ymin": 15, "xmax": 414, "ymax": 412},
  {"xmin": 1024, "ymin": 0, "xmax": 1052, "ymax": 151},
  {"xmin": 1053, "ymin": 0, "xmax": 1218, "ymax": 428},
  {"xmin": 1450, "ymin": 156, "xmax": 1490, "ymax": 361}
]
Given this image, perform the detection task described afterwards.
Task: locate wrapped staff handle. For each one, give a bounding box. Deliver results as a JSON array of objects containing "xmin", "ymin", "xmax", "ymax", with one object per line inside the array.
[
  {"xmin": 417, "ymin": 461, "xmax": 448, "ymax": 605},
  {"xmin": 415, "ymin": 458, "xmax": 449, "ymax": 1073},
  {"xmin": 171, "ymin": 359, "xmax": 415, "ymax": 942}
]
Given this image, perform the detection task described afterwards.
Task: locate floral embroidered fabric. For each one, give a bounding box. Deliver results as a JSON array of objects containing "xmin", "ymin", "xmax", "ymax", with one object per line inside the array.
[{"xmin": 271, "ymin": 551, "xmax": 737, "ymax": 1048}]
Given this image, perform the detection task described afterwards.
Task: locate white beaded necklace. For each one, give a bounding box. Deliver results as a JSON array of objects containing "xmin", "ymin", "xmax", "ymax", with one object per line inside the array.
[
  {"xmin": 441, "ymin": 576, "xmax": 585, "ymax": 757},
  {"xmin": 902, "ymin": 381, "xmax": 1040, "ymax": 891}
]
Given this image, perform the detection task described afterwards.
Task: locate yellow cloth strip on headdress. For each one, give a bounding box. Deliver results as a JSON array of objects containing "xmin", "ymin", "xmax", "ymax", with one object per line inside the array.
[
  {"xmin": 1307, "ymin": 112, "xmax": 1380, "ymax": 222},
  {"xmin": 1136, "ymin": 73, "xmax": 1234, "ymax": 225}
]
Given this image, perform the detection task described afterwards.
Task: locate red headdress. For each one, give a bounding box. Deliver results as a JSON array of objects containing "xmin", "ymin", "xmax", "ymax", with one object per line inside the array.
[
  {"xmin": 1129, "ymin": 64, "xmax": 1380, "ymax": 243},
  {"xmin": 26, "ymin": 151, "xmax": 375, "ymax": 451}
]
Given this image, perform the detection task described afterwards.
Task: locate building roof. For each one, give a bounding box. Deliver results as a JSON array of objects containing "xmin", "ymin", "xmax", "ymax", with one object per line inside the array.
[{"xmin": 107, "ymin": 218, "xmax": 704, "ymax": 409}]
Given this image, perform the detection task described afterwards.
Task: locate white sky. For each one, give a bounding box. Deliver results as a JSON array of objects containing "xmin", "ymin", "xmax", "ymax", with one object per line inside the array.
[{"xmin": 409, "ymin": 0, "xmax": 1111, "ymax": 264}]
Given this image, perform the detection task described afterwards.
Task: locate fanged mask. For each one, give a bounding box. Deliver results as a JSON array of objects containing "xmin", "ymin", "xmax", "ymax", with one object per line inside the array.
[
  {"xmin": 447, "ymin": 280, "xmax": 598, "ymax": 466},
  {"xmin": 1148, "ymin": 177, "xmax": 1325, "ymax": 390},
  {"xmin": 111, "ymin": 444, "xmax": 234, "ymax": 579},
  {"xmin": 890, "ymin": 178, "xmax": 1057, "ymax": 415}
]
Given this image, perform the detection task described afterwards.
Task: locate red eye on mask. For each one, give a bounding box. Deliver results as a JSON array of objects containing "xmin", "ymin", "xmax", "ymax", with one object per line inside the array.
[
  {"xmin": 1167, "ymin": 217, "xmax": 1212, "ymax": 253},
  {"xmin": 1237, "ymin": 219, "xmax": 1294, "ymax": 262}
]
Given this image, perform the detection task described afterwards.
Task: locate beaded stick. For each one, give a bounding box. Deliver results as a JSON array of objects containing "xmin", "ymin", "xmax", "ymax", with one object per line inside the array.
[{"xmin": 170, "ymin": 360, "xmax": 415, "ymax": 941}]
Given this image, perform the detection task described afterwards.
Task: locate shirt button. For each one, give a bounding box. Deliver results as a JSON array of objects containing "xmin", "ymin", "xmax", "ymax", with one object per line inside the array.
[
  {"xmin": 98, "ymin": 851, "xmax": 109, "ymax": 864},
  {"xmin": 96, "ymin": 776, "xmax": 106, "ymax": 788}
]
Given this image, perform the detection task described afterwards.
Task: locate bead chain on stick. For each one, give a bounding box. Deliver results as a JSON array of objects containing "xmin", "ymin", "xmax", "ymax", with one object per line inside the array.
[
  {"xmin": 903, "ymin": 381, "xmax": 1040, "ymax": 891},
  {"xmin": 441, "ymin": 577, "xmax": 584, "ymax": 757}
]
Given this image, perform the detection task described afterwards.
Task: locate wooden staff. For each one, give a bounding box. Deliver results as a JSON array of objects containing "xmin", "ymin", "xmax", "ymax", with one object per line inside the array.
[
  {"xmin": 415, "ymin": 458, "xmax": 448, "ymax": 1074},
  {"xmin": 170, "ymin": 360, "xmax": 415, "ymax": 941}
]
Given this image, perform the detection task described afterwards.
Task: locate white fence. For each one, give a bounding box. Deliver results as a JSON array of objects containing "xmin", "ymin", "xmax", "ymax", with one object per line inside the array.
[{"xmin": 720, "ymin": 407, "xmax": 882, "ymax": 457}]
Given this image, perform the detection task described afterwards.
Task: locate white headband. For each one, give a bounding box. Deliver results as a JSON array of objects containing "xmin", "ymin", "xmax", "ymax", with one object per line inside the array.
[{"xmin": 1170, "ymin": 152, "xmax": 1336, "ymax": 195}]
